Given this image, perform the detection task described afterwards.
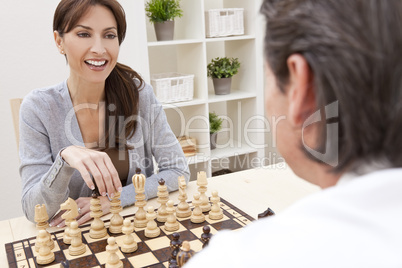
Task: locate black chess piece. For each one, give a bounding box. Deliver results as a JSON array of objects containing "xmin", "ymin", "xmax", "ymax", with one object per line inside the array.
[
  {"xmin": 258, "ymin": 207, "xmax": 275, "ymax": 219},
  {"xmin": 169, "ymin": 232, "xmax": 182, "ymax": 267},
  {"xmin": 201, "ymin": 225, "xmax": 212, "ymax": 248}
]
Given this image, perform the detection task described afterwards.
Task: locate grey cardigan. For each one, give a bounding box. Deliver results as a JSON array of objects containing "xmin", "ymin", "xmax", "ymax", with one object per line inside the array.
[{"xmin": 19, "ymin": 80, "xmax": 190, "ymax": 222}]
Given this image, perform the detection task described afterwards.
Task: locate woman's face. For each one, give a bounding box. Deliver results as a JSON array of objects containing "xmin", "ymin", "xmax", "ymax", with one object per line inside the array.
[{"xmin": 57, "ymin": 5, "xmax": 119, "ymax": 85}]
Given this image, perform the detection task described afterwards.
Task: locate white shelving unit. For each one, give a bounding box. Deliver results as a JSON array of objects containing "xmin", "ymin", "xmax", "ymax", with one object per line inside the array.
[{"xmin": 123, "ymin": 0, "xmax": 265, "ymax": 181}]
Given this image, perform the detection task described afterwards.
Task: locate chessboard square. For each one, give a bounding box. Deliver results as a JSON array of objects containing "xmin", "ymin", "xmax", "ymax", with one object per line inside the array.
[
  {"xmin": 206, "ymin": 214, "xmax": 230, "ymax": 224},
  {"xmin": 144, "ymin": 236, "xmax": 171, "ymax": 251},
  {"xmin": 136, "ymin": 229, "xmax": 160, "ymax": 242},
  {"xmin": 63, "ymin": 244, "xmax": 91, "ymax": 260},
  {"xmin": 128, "ymin": 252, "xmax": 159, "ymax": 268},
  {"xmin": 160, "ymin": 223, "xmax": 186, "ymax": 235},
  {"xmin": 123, "ymin": 241, "xmax": 152, "ymax": 258},
  {"xmin": 176, "ymin": 218, "xmax": 206, "ymax": 230},
  {"xmin": 210, "ymin": 218, "xmax": 243, "ymax": 231},
  {"xmin": 190, "ymin": 225, "xmax": 218, "ymax": 239},
  {"xmin": 95, "ymin": 246, "xmax": 124, "ymax": 265},
  {"xmin": 69, "ymin": 254, "xmax": 100, "ymax": 267},
  {"xmin": 83, "ymin": 232, "xmax": 110, "ymax": 244},
  {"xmin": 189, "ymin": 239, "xmax": 204, "ymax": 252},
  {"xmin": 151, "ymin": 246, "xmax": 171, "ymax": 263},
  {"xmin": 177, "ymin": 229, "xmax": 198, "ymax": 242},
  {"xmin": 163, "ymin": 261, "xmax": 169, "ymax": 267},
  {"xmin": 114, "ymin": 233, "xmax": 141, "ymax": 248}
]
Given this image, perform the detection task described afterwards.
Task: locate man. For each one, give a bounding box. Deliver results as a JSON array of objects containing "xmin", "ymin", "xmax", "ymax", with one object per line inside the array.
[{"xmin": 186, "ymin": 0, "xmax": 402, "ymax": 267}]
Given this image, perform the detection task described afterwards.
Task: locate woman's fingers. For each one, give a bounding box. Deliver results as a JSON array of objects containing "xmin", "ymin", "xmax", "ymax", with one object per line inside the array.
[{"xmin": 61, "ymin": 146, "xmax": 121, "ymax": 196}]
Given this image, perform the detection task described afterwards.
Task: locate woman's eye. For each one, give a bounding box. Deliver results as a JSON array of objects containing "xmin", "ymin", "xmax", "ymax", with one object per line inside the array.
[
  {"xmin": 106, "ymin": 34, "xmax": 117, "ymax": 39},
  {"xmin": 77, "ymin": 32, "xmax": 90, "ymax": 38}
]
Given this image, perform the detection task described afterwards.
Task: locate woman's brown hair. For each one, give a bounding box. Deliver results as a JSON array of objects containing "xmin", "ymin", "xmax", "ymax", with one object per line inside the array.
[{"xmin": 53, "ymin": 0, "xmax": 144, "ymax": 149}]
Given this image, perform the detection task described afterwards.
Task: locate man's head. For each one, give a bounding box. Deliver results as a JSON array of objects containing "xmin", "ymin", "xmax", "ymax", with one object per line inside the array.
[{"xmin": 261, "ymin": 0, "xmax": 402, "ymax": 185}]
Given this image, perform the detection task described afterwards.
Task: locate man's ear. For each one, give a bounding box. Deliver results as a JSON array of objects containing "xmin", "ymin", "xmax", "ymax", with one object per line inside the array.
[
  {"xmin": 54, "ymin": 31, "xmax": 64, "ymax": 54},
  {"xmin": 286, "ymin": 54, "xmax": 316, "ymax": 127}
]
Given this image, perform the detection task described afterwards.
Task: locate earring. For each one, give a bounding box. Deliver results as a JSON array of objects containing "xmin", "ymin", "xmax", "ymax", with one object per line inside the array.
[{"xmin": 61, "ymin": 50, "xmax": 65, "ymax": 54}]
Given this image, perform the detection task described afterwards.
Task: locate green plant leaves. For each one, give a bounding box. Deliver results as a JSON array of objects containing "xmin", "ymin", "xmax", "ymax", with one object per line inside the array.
[
  {"xmin": 145, "ymin": 0, "xmax": 183, "ymax": 23},
  {"xmin": 209, "ymin": 112, "xmax": 223, "ymax": 133},
  {"xmin": 207, "ymin": 57, "xmax": 241, "ymax": 79}
]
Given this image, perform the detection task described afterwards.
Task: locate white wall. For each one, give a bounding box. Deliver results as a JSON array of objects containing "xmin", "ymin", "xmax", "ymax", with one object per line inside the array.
[{"xmin": 0, "ymin": 0, "xmax": 147, "ymax": 221}]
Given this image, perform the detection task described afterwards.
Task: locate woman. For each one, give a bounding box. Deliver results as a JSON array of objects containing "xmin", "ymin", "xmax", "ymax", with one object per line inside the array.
[{"xmin": 19, "ymin": 0, "xmax": 190, "ymax": 226}]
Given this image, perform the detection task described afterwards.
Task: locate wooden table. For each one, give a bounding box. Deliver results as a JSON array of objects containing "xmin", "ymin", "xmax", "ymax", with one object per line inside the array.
[{"xmin": 0, "ymin": 165, "xmax": 320, "ymax": 267}]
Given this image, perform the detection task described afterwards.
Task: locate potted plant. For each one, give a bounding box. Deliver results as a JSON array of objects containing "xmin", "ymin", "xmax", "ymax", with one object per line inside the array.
[
  {"xmin": 207, "ymin": 57, "xmax": 241, "ymax": 95},
  {"xmin": 209, "ymin": 112, "xmax": 223, "ymax": 150},
  {"xmin": 145, "ymin": 0, "xmax": 183, "ymax": 41}
]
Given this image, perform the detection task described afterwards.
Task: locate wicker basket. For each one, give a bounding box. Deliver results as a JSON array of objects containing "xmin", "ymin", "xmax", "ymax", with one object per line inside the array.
[
  {"xmin": 205, "ymin": 8, "xmax": 244, "ymax": 38},
  {"xmin": 151, "ymin": 73, "xmax": 194, "ymax": 103}
]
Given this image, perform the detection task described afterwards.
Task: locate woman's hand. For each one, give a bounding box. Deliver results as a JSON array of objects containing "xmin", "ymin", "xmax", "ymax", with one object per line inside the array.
[
  {"xmin": 49, "ymin": 196, "xmax": 111, "ymax": 227},
  {"xmin": 61, "ymin": 145, "xmax": 122, "ymax": 197}
]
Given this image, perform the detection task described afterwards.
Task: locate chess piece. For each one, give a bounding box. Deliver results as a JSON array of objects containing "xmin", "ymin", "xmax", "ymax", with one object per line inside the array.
[
  {"xmin": 121, "ymin": 218, "xmax": 138, "ymax": 253},
  {"xmin": 109, "ymin": 192, "xmax": 123, "ymax": 234},
  {"xmin": 201, "ymin": 225, "xmax": 212, "ymax": 248},
  {"xmin": 258, "ymin": 207, "xmax": 275, "ymax": 219},
  {"xmin": 190, "ymin": 193, "xmax": 205, "ymax": 223},
  {"xmin": 133, "ymin": 168, "xmax": 147, "ymax": 228},
  {"xmin": 89, "ymin": 193, "xmax": 107, "ymax": 239},
  {"xmin": 164, "ymin": 200, "xmax": 180, "ymax": 232},
  {"xmin": 176, "ymin": 176, "xmax": 191, "ymax": 218},
  {"xmin": 36, "ymin": 230, "xmax": 55, "ymax": 265},
  {"xmin": 69, "ymin": 221, "xmax": 86, "ymax": 256},
  {"xmin": 34, "ymin": 204, "xmax": 54, "ymax": 252},
  {"xmin": 176, "ymin": 241, "xmax": 195, "ymax": 267},
  {"xmin": 145, "ymin": 206, "xmax": 161, "ymax": 238},
  {"xmin": 156, "ymin": 178, "xmax": 169, "ymax": 222},
  {"xmin": 60, "ymin": 198, "xmax": 79, "ymax": 244},
  {"xmin": 106, "ymin": 237, "xmax": 123, "ymax": 268},
  {"xmin": 208, "ymin": 190, "xmax": 223, "ymax": 220},
  {"xmin": 169, "ymin": 232, "xmax": 182, "ymax": 267},
  {"xmin": 197, "ymin": 171, "xmax": 211, "ymax": 212}
]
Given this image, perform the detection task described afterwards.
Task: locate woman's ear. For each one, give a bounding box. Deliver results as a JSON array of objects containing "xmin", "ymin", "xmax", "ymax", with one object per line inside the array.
[
  {"xmin": 286, "ymin": 54, "xmax": 316, "ymax": 127},
  {"xmin": 54, "ymin": 31, "xmax": 64, "ymax": 54}
]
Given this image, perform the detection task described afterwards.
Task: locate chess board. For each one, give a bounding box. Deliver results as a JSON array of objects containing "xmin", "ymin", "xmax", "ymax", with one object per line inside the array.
[{"xmin": 5, "ymin": 198, "xmax": 254, "ymax": 268}]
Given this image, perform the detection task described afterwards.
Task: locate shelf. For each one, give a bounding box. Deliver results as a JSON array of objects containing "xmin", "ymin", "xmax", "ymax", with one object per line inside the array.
[
  {"xmin": 148, "ymin": 39, "xmax": 204, "ymax": 47},
  {"xmin": 208, "ymin": 90, "xmax": 256, "ymax": 103},
  {"xmin": 205, "ymin": 35, "xmax": 256, "ymax": 43},
  {"xmin": 210, "ymin": 140, "xmax": 257, "ymax": 159},
  {"xmin": 162, "ymin": 98, "xmax": 206, "ymax": 109}
]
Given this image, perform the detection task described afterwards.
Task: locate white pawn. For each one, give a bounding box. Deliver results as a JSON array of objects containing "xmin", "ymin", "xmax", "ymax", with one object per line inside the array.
[
  {"xmin": 156, "ymin": 178, "xmax": 169, "ymax": 222},
  {"xmin": 36, "ymin": 230, "xmax": 55, "ymax": 265},
  {"xmin": 208, "ymin": 190, "xmax": 223, "ymax": 220},
  {"xmin": 176, "ymin": 176, "xmax": 191, "ymax": 218},
  {"xmin": 69, "ymin": 221, "xmax": 86, "ymax": 256},
  {"xmin": 145, "ymin": 206, "xmax": 161, "ymax": 238},
  {"xmin": 191, "ymin": 193, "xmax": 205, "ymax": 223},
  {"xmin": 121, "ymin": 219, "xmax": 138, "ymax": 253},
  {"xmin": 164, "ymin": 200, "xmax": 179, "ymax": 232},
  {"xmin": 106, "ymin": 237, "xmax": 123, "ymax": 268},
  {"xmin": 89, "ymin": 194, "xmax": 107, "ymax": 239}
]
